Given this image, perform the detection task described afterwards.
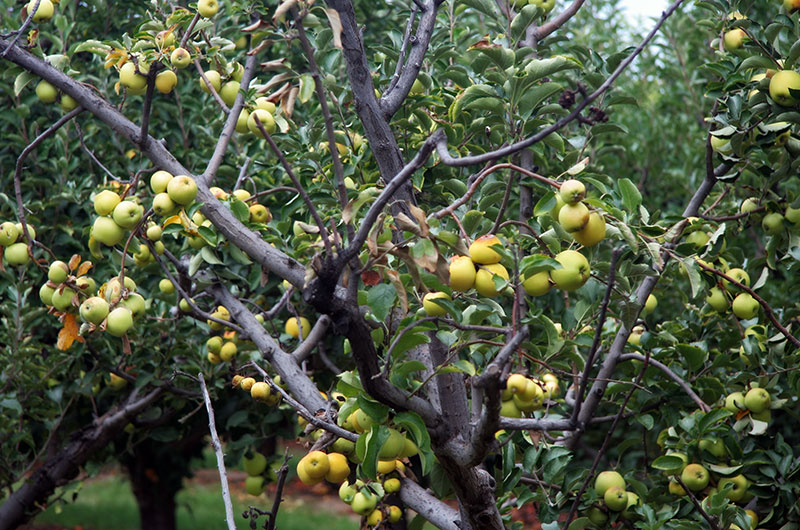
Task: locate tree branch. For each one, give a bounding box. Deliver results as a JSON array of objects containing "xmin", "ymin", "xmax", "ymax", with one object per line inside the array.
[{"xmin": 618, "ymin": 353, "xmax": 709, "ymax": 412}]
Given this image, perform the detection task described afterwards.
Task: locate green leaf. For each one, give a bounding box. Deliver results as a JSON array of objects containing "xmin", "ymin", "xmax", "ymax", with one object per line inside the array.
[
  {"xmin": 230, "ymin": 199, "xmax": 250, "ymax": 222},
  {"xmin": 200, "ymin": 247, "xmax": 223, "ymax": 265},
  {"xmin": 394, "ymin": 412, "xmax": 434, "ymax": 475},
  {"xmin": 356, "ymin": 395, "xmax": 390, "ymax": 424},
  {"xmin": 617, "ymin": 178, "xmax": 642, "ymax": 212},
  {"xmin": 460, "ymin": 0, "xmax": 497, "ymax": 16},
  {"xmin": 651, "ymin": 454, "xmax": 687, "ymax": 472},
  {"xmin": 14, "ymin": 71, "xmax": 36, "ymax": 97},
  {"xmin": 524, "ymin": 55, "xmax": 581, "ymax": 82},
  {"xmin": 73, "ymin": 39, "xmax": 112, "ymax": 55},
  {"xmin": 510, "ymin": 5, "xmax": 541, "ymax": 41},
  {"xmin": 367, "ymin": 283, "xmax": 396, "ymax": 321},
  {"xmin": 357, "ymin": 424, "xmax": 389, "ymax": 480},
  {"xmin": 520, "ymin": 254, "xmax": 562, "ymax": 276},
  {"xmin": 680, "ymin": 257, "xmax": 702, "ymax": 299}
]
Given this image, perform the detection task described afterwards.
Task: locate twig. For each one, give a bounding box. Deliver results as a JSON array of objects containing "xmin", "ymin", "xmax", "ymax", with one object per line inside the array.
[
  {"xmin": 198, "ymin": 373, "xmax": 237, "ymax": 530},
  {"xmin": 266, "ymin": 450, "xmax": 291, "ymax": 530},
  {"xmin": 386, "ymin": 3, "xmax": 419, "ymax": 94},
  {"xmin": 1, "ymin": 0, "xmax": 40, "ymax": 57},
  {"xmin": 619, "ymin": 353, "xmax": 709, "ymax": 411},
  {"xmin": 193, "ymin": 59, "xmax": 229, "ymax": 112},
  {"xmin": 675, "ymin": 476, "xmax": 722, "ymax": 530},
  {"xmin": 138, "ymin": 62, "xmax": 161, "ymax": 146},
  {"xmin": 179, "ymin": 12, "xmax": 201, "ymax": 49},
  {"xmin": 75, "ymin": 121, "xmax": 117, "ymax": 180}
]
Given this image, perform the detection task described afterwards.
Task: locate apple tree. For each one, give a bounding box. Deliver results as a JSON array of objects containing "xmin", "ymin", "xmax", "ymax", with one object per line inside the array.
[{"xmin": 1, "ymin": 0, "xmax": 800, "ymax": 529}]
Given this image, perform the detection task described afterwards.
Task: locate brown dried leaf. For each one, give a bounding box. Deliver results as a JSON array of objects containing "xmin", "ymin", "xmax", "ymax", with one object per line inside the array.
[
  {"xmin": 361, "ymin": 270, "xmax": 381, "ymax": 286},
  {"xmin": 284, "ymin": 86, "xmax": 298, "ymax": 118},
  {"xmin": 243, "ymin": 19, "xmax": 271, "ymax": 32},
  {"xmin": 324, "ymin": 9, "xmax": 343, "ymax": 49},
  {"xmin": 408, "ymin": 203, "xmax": 429, "ymax": 237},
  {"xmin": 273, "ymin": 0, "xmax": 299, "ymax": 22},
  {"xmin": 76, "ymin": 260, "xmax": 93, "ymax": 277},
  {"xmin": 385, "ymin": 269, "xmax": 409, "ymax": 316},
  {"xmin": 260, "ymin": 58, "xmax": 288, "ymax": 71},
  {"xmin": 394, "ymin": 213, "xmax": 422, "ymax": 237},
  {"xmin": 68, "ymin": 254, "xmax": 82, "ymax": 271},
  {"xmin": 57, "ymin": 313, "xmax": 83, "ymax": 351}
]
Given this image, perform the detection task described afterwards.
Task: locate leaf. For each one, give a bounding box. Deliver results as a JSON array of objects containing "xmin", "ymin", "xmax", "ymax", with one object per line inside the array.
[
  {"xmin": 680, "ymin": 257, "xmax": 702, "ymax": 299},
  {"xmin": 14, "ymin": 71, "xmax": 36, "ymax": 97},
  {"xmin": 357, "ymin": 395, "xmax": 390, "ymax": 424},
  {"xmin": 524, "ymin": 55, "xmax": 581, "ymax": 82},
  {"xmin": 57, "ymin": 313, "xmax": 83, "ymax": 350},
  {"xmin": 618, "ymin": 178, "xmax": 642, "ymax": 212},
  {"xmin": 273, "ymin": 0, "xmax": 298, "ymax": 22},
  {"xmin": 367, "ymin": 283, "xmax": 396, "ymax": 321},
  {"xmin": 324, "ymin": 9, "xmax": 343, "ymax": 49},
  {"xmin": 385, "ymin": 270, "xmax": 409, "ymax": 316},
  {"xmin": 567, "ymin": 157, "xmax": 589, "ymax": 176},
  {"xmin": 510, "ymin": 5, "xmax": 541, "ymax": 41},
  {"xmin": 73, "ymin": 39, "xmax": 112, "ymax": 55},
  {"xmin": 394, "ymin": 412, "xmax": 434, "ymax": 475},
  {"xmin": 298, "ymin": 73, "xmax": 314, "ymax": 104},
  {"xmin": 460, "ymin": 0, "xmax": 497, "ymax": 16},
  {"xmin": 231, "ymin": 199, "xmax": 250, "ymax": 222},
  {"xmin": 652, "ymin": 454, "xmax": 687, "ymax": 472},
  {"xmin": 357, "ymin": 424, "xmax": 389, "ymax": 480}
]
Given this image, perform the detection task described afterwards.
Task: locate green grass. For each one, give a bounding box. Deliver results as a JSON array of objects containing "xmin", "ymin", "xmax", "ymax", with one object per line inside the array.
[{"xmin": 33, "ymin": 475, "xmax": 358, "ymax": 530}]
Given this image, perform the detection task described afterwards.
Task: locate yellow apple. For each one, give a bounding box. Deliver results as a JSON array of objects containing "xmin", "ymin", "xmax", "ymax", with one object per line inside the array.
[
  {"xmin": 769, "ymin": 70, "xmax": 800, "ymax": 106},
  {"xmin": 558, "ymin": 202, "xmax": 590, "ymax": 232},
  {"xmin": 448, "ymin": 255, "xmax": 476, "ymax": 291},
  {"xmin": 474, "ymin": 263, "xmax": 509, "ymax": 297},
  {"xmin": 285, "ymin": 316, "xmax": 312, "ymax": 339},
  {"xmin": 468, "ymin": 234, "xmax": 503, "ymax": 264},
  {"xmin": 422, "ymin": 291, "xmax": 450, "ymax": 316},
  {"xmin": 572, "ymin": 211, "xmax": 606, "ymax": 246}
]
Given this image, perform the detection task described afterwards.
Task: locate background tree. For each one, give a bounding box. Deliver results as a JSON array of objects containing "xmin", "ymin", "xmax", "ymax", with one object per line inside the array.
[{"xmin": 1, "ymin": 0, "xmax": 799, "ymax": 529}]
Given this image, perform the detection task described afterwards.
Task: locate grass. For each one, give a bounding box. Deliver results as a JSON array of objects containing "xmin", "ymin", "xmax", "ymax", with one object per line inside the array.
[{"xmin": 33, "ymin": 474, "xmax": 358, "ymax": 530}]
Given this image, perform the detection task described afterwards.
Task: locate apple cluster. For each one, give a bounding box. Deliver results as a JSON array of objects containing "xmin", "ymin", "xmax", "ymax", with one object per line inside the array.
[
  {"xmin": 338, "ymin": 478, "xmax": 403, "ymax": 526},
  {"xmin": 552, "ymin": 179, "xmax": 606, "ymax": 247},
  {"xmin": 700, "ymin": 262, "xmax": 761, "ymax": 320},
  {"xmin": 740, "ymin": 197, "xmax": 800, "ymax": 237},
  {"xmin": 725, "ymin": 387, "xmax": 772, "ymax": 422},
  {"xmin": 232, "ymin": 374, "xmax": 282, "ymax": 406},
  {"xmin": 499, "ymin": 373, "xmax": 559, "ymax": 418},
  {"xmin": 0, "ymin": 221, "xmax": 36, "ymax": 267},
  {"xmin": 586, "ymin": 471, "xmax": 640, "ymax": 524},
  {"xmin": 240, "ymin": 449, "xmax": 281, "ymax": 496}
]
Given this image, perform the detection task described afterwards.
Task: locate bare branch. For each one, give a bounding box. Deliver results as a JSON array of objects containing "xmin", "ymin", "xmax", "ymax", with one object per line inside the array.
[
  {"xmin": 293, "ymin": 315, "xmax": 331, "ymax": 362},
  {"xmin": 398, "ymin": 478, "xmax": 460, "ymax": 530},
  {"xmin": 619, "ymin": 353, "xmax": 709, "ymax": 412},
  {"xmin": 528, "ymin": 0, "xmax": 587, "ymax": 44},
  {"xmin": 198, "ymin": 373, "xmax": 237, "ymax": 530}
]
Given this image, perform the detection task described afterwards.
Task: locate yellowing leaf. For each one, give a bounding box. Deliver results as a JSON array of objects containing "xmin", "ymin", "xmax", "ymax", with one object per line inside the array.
[
  {"xmin": 325, "ymin": 9, "xmax": 343, "ymax": 49},
  {"xmin": 57, "ymin": 313, "xmax": 83, "ymax": 351}
]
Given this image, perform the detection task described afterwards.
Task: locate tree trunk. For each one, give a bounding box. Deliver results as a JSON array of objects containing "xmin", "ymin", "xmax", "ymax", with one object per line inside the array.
[{"xmin": 124, "ymin": 445, "xmax": 180, "ymax": 530}]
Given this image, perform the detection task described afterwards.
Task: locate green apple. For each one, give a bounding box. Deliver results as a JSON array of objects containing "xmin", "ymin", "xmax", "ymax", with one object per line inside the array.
[
  {"xmin": 529, "ymin": 0, "xmax": 556, "ymax": 14},
  {"xmin": 706, "ymin": 287, "xmax": 729, "ymax": 312},
  {"xmin": 51, "ymin": 286, "xmax": 75, "ymax": 311},
  {"xmin": 686, "ymin": 230, "xmax": 710, "ymax": 247},
  {"xmin": 550, "ymin": 193, "xmax": 565, "ymax": 219},
  {"xmin": 351, "ymin": 491, "xmax": 379, "ymax": 514},
  {"xmin": 338, "ymin": 481, "xmax": 357, "ymax": 504},
  {"xmin": 255, "ymin": 97, "xmax": 276, "ymax": 113},
  {"xmin": 80, "ymin": 296, "xmax": 110, "ymax": 325},
  {"xmin": 150, "ymin": 170, "xmax": 173, "ymax": 194},
  {"xmin": 75, "ymin": 276, "xmax": 96, "ymax": 294},
  {"xmin": 740, "ymin": 198, "xmax": 759, "ymax": 214},
  {"xmin": 242, "ymin": 451, "xmax": 268, "ymax": 476},
  {"xmin": 506, "ymin": 373, "xmax": 529, "ymax": 395},
  {"xmin": 39, "ymin": 283, "xmax": 55, "ymax": 305},
  {"xmin": 15, "ymin": 223, "xmax": 35, "ymax": 241},
  {"xmin": 236, "ymin": 109, "xmax": 250, "ymax": 133},
  {"xmin": 522, "ymin": 270, "xmax": 551, "ymax": 296},
  {"xmin": 732, "ymin": 292, "xmax": 759, "ymax": 319},
  {"xmin": 93, "ymin": 190, "xmax": 121, "ymax": 216},
  {"xmin": 723, "ymin": 268, "xmax": 750, "ymax": 291},
  {"xmin": 121, "ymin": 292, "xmax": 146, "ymax": 318},
  {"xmin": 48, "ymin": 260, "xmax": 69, "ymax": 283},
  {"xmin": 106, "ymin": 307, "xmax": 134, "ymax": 336},
  {"xmin": 725, "ymin": 392, "xmax": 746, "ymax": 413},
  {"xmin": 723, "ymin": 28, "xmax": 747, "ymax": 51},
  {"xmin": 152, "ymin": 192, "xmax": 177, "ymax": 216},
  {"xmin": 197, "ymin": 0, "xmax": 219, "ymax": 17},
  {"xmin": 35, "ymin": 80, "xmax": 58, "ymax": 103},
  {"xmin": 155, "ymin": 70, "xmax": 178, "ymax": 94},
  {"xmin": 119, "ymin": 62, "xmax": 147, "ymax": 90},
  {"xmin": 92, "ymin": 216, "xmax": 124, "ymax": 246},
  {"xmin": 604, "ymin": 486, "xmax": 628, "ymax": 511},
  {"xmin": 699, "ymin": 438, "xmax": 727, "ymax": 458},
  {"xmin": 27, "ymin": 0, "xmax": 54, "ymax": 22},
  {"xmin": 594, "ymin": 470, "xmax": 626, "ymax": 496},
  {"xmin": 744, "ymin": 387, "xmax": 770, "ymax": 413},
  {"xmin": 167, "ymin": 175, "xmax": 198, "ymax": 205},
  {"xmin": 170, "ymin": 48, "xmax": 192, "ymax": 69},
  {"xmin": 586, "ymin": 506, "xmax": 608, "ymax": 526},
  {"xmin": 681, "ymin": 463, "xmax": 709, "ymax": 491},
  {"xmin": 762, "ymin": 212, "xmax": 784, "ymax": 235},
  {"xmin": 409, "ymin": 79, "xmax": 425, "ymax": 95},
  {"xmin": 550, "ymin": 250, "xmax": 591, "ymax": 291},
  {"xmin": 112, "ymin": 201, "xmax": 143, "ymax": 229},
  {"xmin": 718, "ymin": 474, "xmax": 748, "ymax": 501},
  {"xmin": 247, "ymin": 108, "xmax": 276, "ymax": 137},
  {"xmin": 5, "ymin": 242, "xmax": 29, "ymax": 266},
  {"xmin": 245, "ymin": 476, "xmax": 265, "ymax": 496},
  {"xmin": 769, "ymin": 70, "xmax": 800, "ymax": 106},
  {"xmin": 199, "ymin": 70, "xmax": 222, "ymax": 94},
  {"xmin": 643, "ymin": 293, "xmax": 657, "ymax": 315},
  {"xmin": 59, "ymin": 94, "xmax": 78, "ymax": 112},
  {"xmin": 332, "ymin": 437, "xmax": 355, "ymax": 454},
  {"xmin": 379, "ymin": 428, "xmax": 406, "ymax": 459},
  {"xmin": 558, "ymin": 202, "xmax": 590, "ymax": 232},
  {"xmin": 559, "ymin": 179, "xmax": 585, "ymax": 204},
  {"xmin": 0, "ymin": 222, "xmax": 20, "ymax": 246},
  {"xmin": 572, "ymin": 211, "xmax": 606, "ymax": 246},
  {"xmin": 154, "ymin": 30, "xmax": 175, "ymax": 48},
  {"xmin": 219, "ymin": 80, "xmax": 240, "ymax": 106},
  {"xmin": 449, "ymin": 255, "xmax": 476, "ymax": 291},
  {"xmin": 500, "ymin": 399, "xmax": 522, "ymax": 418},
  {"xmin": 710, "ymin": 135, "xmax": 733, "ymax": 155}
]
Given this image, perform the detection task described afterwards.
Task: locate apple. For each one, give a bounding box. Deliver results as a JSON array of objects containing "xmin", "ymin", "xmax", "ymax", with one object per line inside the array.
[
  {"xmin": 400, "ymin": 437, "xmax": 418, "ymax": 458},
  {"xmin": 241, "ymin": 450, "xmax": 268, "ymax": 477},
  {"xmin": 723, "ymin": 268, "xmax": 749, "ymax": 291},
  {"xmin": 199, "ymin": 70, "xmax": 222, "ymax": 94},
  {"xmin": 285, "ymin": 316, "xmax": 311, "ymax": 339},
  {"xmin": 150, "ymin": 170, "xmax": 173, "ymax": 194},
  {"xmin": 206, "ymin": 336, "xmax": 223, "ymax": 355},
  {"xmin": 572, "ymin": 211, "xmax": 606, "ymax": 246},
  {"xmin": 558, "ymin": 202, "xmax": 590, "ymax": 232},
  {"xmin": 725, "ymin": 392, "xmax": 746, "ymax": 412},
  {"xmin": 550, "ymin": 193, "xmax": 565, "ymax": 219},
  {"xmin": 250, "ymin": 381, "xmax": 273, "ymax": 401},
  {"xmin": 156, "ymin": 278, "xmax": 174, "ymax": 294},
  {"xmin": 144, "ymin": 224, "xmax": 161, "ymax": 242},
  {"xmin": 500, "ymin": 399, "xmax": 522, "ymax": 418},
  {"xmin": 0, "ymin": 222, "xmax": 20, "ymax": 246},
  {"xmin": 60, "ymin": 94, "xmax": 78, "ymax": 112},
  {"xmin": 167, "ymin": 175, "xmax": 198, "ymax": 205},
  {"xmin": 255, "ymin": 97, "xmax": 277, "ymax": 113},
  {"xmin": 197, "ymin": 0, "xmax": 219, "ymax": 18},
  {"xmin": 232, "ymin": 189, "xmax": 251, "ymax": 201},
  {"xmin": 594, "ymin": 470, "xmax": 625, "ymax": 496},
  {"xmin": 231, "ymin": 61, "xmax": 245, "ymax": 80},
  {"xmin": 530, "ymin": 0, "xmax": 556, "ymax": 14},
  {"xmin": 351, "ymin": 491, "xmax": 378, "ymax": 516},
  {"xmin": 741, "ymin": 198, "xmax": 759, "ymax": 214},
  {"xmin": 681, "ymin": 463, "xmax": 709, "ymax": 491},
  {"xmin": 76, "ymin": 277, "xmax": 96, "ymax": 294},
  {"xmin": 513, "ymin": 386, "xmax": 544, "ymax": 412},
  {"xmin": 769, "ymin": 70, "xmax": 800, "ymax": 106},
  {"xmin": 559, "ymin": 179, "xmax": 585, "ymax": 204},
  {"xmin": 422, "ymin": 291, "xmax": 450, "ymax": 316},
  {"xmin": 409, "ymin": 79, "xmax": 425, "ymax": 95},
  {"xmin": 35, "ymin": 80, "xmax": 58, "ymax": 103},
  {"xmin": 366, "ymin": 509, "xmax": 382, "ymax": 526},
  {"xmin": 706, "ymin": 287, "xmax": 729, "ymax": 312},
  {"xmin": 338, "ymin": 481, "xmax": 357, "ymax": 504},
  {"xmin": 112, "ymin": 201, "xmax": 143, "ymax": 229},
  {"xmin": 506, "ymin": 374, "xmax": 529, "ymax": 396},
  {"xmin": 732, "ymin": 292, "xmax": 759, "ymax": 319},
  {"xmin": 324, "ymin": 452, "xmax": 350, "ymax": 483},
  {"xmin": 15, "ymin": 223, "xmax": 35, "ymax": 241},
  {"xmin": 51, "ymin": 286, "xmax": 75, "ymax": 311},
  {"xmin": 475, "ymin": 263, "xmax": 509, "ymax": 297},
  {"xmin": 384, "ymin": 477, "xmax": 401, "ymax": 494},
  {"xmin": 247, "ymin": 108, "xmax": 276, "ymax": 137},
  {"xmin": 665, "ymin": 451, "xmax": 688, "ymax": 474},
  {"xmin": 219, "ymin": 341, "xmax": 237, "ymax": 362},
  {"xmin": 39, "ymin": 283, "xmax": 55, "ymax": 305},
  {"xmin": 469, "ymin": 234, "xmax": 503, "ymax": 264},
  {"xmin": 219, "ymin": 81, "xmax": 240, "ymax": 107},
  {"xmin": 787, "ymin": 0, "xmax": 800, "ymax": 12},
  {"xmin": 48, "ymin": 260, "xmax": 69, "ymax": 283},
  {"xmin": 244, "ymin": 475, "xmax": 264, "ymax": 496},
  {"xmin": 710, "ymin": 135, "xmax": 733, "ymax": 155},
  {"xmin": 235, "ymin": 109, "xmax": 250, "ymax": 134},
  {"xmin": 685, "ymin": 230, "xmax": 710, "ymax": 247},
  {"xmin": 5, "ymin": 243, "xmax": 31, "ymax": 267},
  {"xmin": 299, "ymin": 451, "xmax": 330, "ymax": 480},
  {"xmin": 387, "ymin": 505, "xmax": 402, "ymax": 523},
  {"xmin": 621, "ymin": 492, "xmax": 641, "ymax": 520},
  {"xmin": 604, "ymin": 486, "xmax": 628, "ymax": 511},
  {"xmin": 522, "ymin": 270, "xmax": 551, "ymax": 296},
  {"xmin": 550, "ymin": 250, "xmax": 591, "ymax": 291},
  {"xmin": 699, "ymin": 438, "xmax": 727, "ymax": 458},
  {"xmin": 249, "ymin": 204, "xmax": 272, "ymax": 223},
  {"xmin": 93, "ymin": 190, "xmax": 121, "ymax": 216},
  {"xmin": 542, "ymin": 373, "xmax": 560, "ymax": 398},
  {"xmin": 643, "ymin": 293, "xmax": 657, "ymax": 315},
  {"xmin": 155, "ymin": 70, "xmax": 178, "ymax": 94},
  {"xmin": 668, "ymin": 480, "xmax": 686, "ymax": 496},
  {"xmin": 762, "ymin": 212, "xmax": 784, "ymax": 235},
  {"xmin": 449, "ymin": 255, "xmax": 476, "ymax": 291},
  {"xmin": 154, "ymin": 30, "xmax": 175, "ymax": 48},
  {"xmin": 586, "ymin": 506, "xmax": 608, "ymax": 526},
  {"xmin": 628, "ymin": 325, "xmax": 644, "ymax": 346},
  {"xmin": 121, "ymin": 292, "xmax": 145, "ymax": 318},
  {"xmin": 79, "ymin": 297, "xmax": 109, "ymax": 325},
  {"xmin": 718, "ymin": 474, "xmax": 748, "ymax": 501},
  {"xmin": 119, "ymin": 62, "xmax": 147, "ymax": 90},
  {"xmin": 723, "ymin": 29, "xmax": 747, "ymax": 51},
  {"xmin": 107, "ymin": 372, "xmax": 127, "ymax": 390},
  {"xmin": 744, "ymin": 387, "xmax": 770, "ymax": 413},
  {"xmin": 106, "ymin": 307, "xmax": 134, "ymax": 336},
  {"xmin": 152, "ymin": 192, "xmax": 177, "ymax": 216},
  {"xmin": 92, "ymin": 217, "xmax": 124, "ymax": 246},
  {"xmin": 170, "ymin": 48, "xmax": 192, "ymax": 69},
  {"xmin": 27, "ymin": 0, "xmax": 54, "ymax": 23}
]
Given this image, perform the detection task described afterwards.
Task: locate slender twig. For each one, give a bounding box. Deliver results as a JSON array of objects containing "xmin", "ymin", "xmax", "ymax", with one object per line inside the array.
[
  {"xmin": 700, "ymin": 206, "xmax": 764, "ymax": 222},
  {"xmin": 490, "ymin": 170, "xmax": 516, "ymax": 234},
  {"xmin": 265, "ymin": 450, "xmax": 291, "ymax": 530},
  {"xmin": 1, "ymin": 0, "xmax": 40, "ymax": 57},
  {"xmin": 138, "ymin": 62, "xmax": 161, "ymax": 146},
  {"xmin": 619, "ymin": 353, "xmax": 709, "ymax": 411},
  {"xmin": 386, "ymin": 3, "xmax": 419, "ymax": 94},
  {"xmin": 193, "ymin": 59, "xmax": 229, "ymax": 112},
  {"xmin": 693, "ymin": 260, "xmax": 800, "ymax": 348},
  {"xmin": 74, "ymin": 121, "xmax": 117, "ymax": 180},
  {"xmin": 675, "ymin": 476, "xmax": 722, "ymax": 530},
  {"xmin": 179, "ymin": 12, "xmax": 201, "ymax": 49},
  {"xmin": 198, "ymin": 373, "xmax": 237, "ymax": 530}
]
